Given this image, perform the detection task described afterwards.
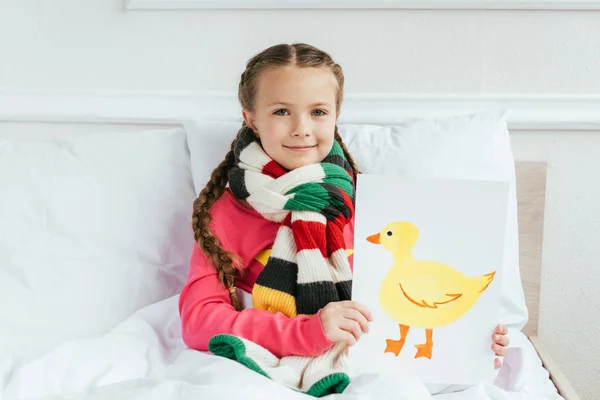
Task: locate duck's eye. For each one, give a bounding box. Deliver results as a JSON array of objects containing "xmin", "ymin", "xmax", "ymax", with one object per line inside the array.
[{"xmin": 387, "ymin": 231, "xmax": 393, "ymax": 236}]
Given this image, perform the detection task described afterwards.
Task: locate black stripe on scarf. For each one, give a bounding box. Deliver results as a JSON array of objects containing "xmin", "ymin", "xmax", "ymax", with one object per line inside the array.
[
  {"xmin": 335, "ymin": 280, "xmax": 352, "ymax": 302},
  {"xmin": 320, "ymin": 183, "xmax": 352, "ymax": 220},
  {"xmin": 322, "ymin": 154, "xmax": 353, "ymax": 176},
  {"xmin": 229, "ymin": 167, "xmax": 250, "ymax": 200},
  {"xmin": 228, "ymin": 126, "xmax": 257, "ymax": 200},
  {"xmin": 296, "ymin": 281, "xmax": 339, "ymax": 315},
  {"xmin": 253, "ymin": 257, "xmax": 298, "ymax": 297}
]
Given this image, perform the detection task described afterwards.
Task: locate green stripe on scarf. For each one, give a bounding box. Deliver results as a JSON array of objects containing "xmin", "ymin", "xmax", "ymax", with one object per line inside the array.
[
  {"xmin": 321, "ymin": 163, "xmax": 355, "ymax": 198},
  {"xmin": 209, "ymin": 334, "xmax": 350, "ymax": 397},
  {"xmin": 285, "ymin": 181, "xmax": 330, "ymax": 213}
]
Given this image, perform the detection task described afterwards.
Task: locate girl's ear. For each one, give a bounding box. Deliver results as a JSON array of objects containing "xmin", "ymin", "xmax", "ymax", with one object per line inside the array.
[{"xmin": 242, "ymin": 109, "xmax": 258, "ymax": 134}]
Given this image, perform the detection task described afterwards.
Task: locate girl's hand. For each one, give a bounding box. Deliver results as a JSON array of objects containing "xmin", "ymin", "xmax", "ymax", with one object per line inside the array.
[
  {"xmin": 492, "ymin": 324, "xmax": 510, "ymax": 369},
  {"xmin": 320, "ymin": 301, "xmax": 373, "ymax": 346}
]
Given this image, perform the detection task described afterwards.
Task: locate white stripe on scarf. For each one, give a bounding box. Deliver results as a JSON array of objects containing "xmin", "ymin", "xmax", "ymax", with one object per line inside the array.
[
  {"xmin": 297, "ymin": 249, "xmax": 334, "ymax": 285},
  {"xmin": 269, "ymin": 225, "xmax": 297, "ymax": 262}
]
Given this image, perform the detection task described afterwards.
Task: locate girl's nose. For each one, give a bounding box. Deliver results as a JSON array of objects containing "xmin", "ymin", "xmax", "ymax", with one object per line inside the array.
[
  {"xmin": 292, "ymin": 130, "xmax": 310, "ymax": 137},
  {"xmin": 292, "ymin": 117, "xmax": 311, "ymax": 137}
]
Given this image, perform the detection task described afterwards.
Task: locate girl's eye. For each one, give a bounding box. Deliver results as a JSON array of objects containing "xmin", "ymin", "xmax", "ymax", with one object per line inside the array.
[
  {"xmin": 274, "ymin": 109, "xmax": 289, "ymax": 116},
  {"xmin": 312, "ymin": 109, "xmax": 327, "ymax": 116}
]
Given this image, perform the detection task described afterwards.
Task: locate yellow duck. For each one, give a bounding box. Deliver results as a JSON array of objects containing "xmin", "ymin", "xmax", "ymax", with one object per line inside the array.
[{"xmin": 366, "ymin": 221, "xmax": 495, "ymax": 360}]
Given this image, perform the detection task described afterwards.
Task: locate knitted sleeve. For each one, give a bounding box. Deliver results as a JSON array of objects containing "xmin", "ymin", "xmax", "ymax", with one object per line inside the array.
[{"xmin": 178, "ymin": 245, "xmax": 335, "ymax": 358}]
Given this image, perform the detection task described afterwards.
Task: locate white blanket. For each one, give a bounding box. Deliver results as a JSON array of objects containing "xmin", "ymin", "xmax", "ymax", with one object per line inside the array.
[{"xmin": 0, "ymin": 296, "xmax": 563, "ymax": 400}]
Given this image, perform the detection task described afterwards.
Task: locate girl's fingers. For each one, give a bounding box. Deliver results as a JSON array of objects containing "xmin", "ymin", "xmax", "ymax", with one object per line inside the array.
[
  {"xmin": 344, "ymin": 308, "xmax": 369, "ymax": 333},
  {"xmin": 339, "ymin": 319, "xmax": 362, "ymax": 344},
  {"xmin": 333, "ymin": 324, "xmax": 357, "ymax": 346},
  {"xmin": 341, "ymin": 330, "xmax": 356, "ymax": 346},
  {"xmin": 492, "ymin": 343, "xmax": 509, "ymax": 357},
  {"xmin": 493, "ymin": 333, "xmax": 510, "ymax": 347},
  {"xmin": 341, "ymin": 301, "xmax": 373, "ymax": 321},
  {"xmin": 494, "ymin": 358, "xmax": 502, "ymax": 369},
  {"xmin": 496, "ymin": 325, "xmax": 507, "ymax": 335},
  {"xmin": 346, "ymin": 331, "xmax": 357, "ymax": 346}
]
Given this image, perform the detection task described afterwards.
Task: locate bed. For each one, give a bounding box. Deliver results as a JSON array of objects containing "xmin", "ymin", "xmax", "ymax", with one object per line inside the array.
[
  {"xmin": 0, "ymin": 90, "xmax": 581, "ymax": 400},
  {"xmin": 514, "ymin": 162, "xmax": 579, "ymax": 400}
]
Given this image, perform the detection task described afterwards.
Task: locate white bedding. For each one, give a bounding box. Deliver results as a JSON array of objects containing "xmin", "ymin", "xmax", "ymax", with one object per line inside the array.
[{"xmin": 0, "ymin": 296, "xmax": 563, "ymax": 400}]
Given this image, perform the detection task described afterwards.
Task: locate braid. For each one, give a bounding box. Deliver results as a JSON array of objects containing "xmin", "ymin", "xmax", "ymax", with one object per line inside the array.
[
  {"xmin": 192, "ymin": 138, "xmax": 244, "ymax": 311},
  {"xmin": 334, "ymin": 126, "xmax": 360, "ymax": 180}
]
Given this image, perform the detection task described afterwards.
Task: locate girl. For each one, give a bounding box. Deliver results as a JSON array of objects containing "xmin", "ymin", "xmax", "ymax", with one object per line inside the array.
[{"xmin": 178, "ymin": 43, "xmax": 510, "ymax": 396}]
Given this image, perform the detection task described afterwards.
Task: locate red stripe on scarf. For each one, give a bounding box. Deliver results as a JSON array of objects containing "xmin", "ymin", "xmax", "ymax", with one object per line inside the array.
[
  {"xmin": 282, "ymin": 213, "xmax": 293, "ymax": 228},
  {"xmin": 341, "ymin": 188, "xmax": 354, "ymax": 211},
  {"xmin": 291, "ymin": 220, "xmax": 327, "ymax": 257},
  {"xmin": 324, "ymin": 188, "xmax": 353, "ymax": 257},
  {"xmin": 326, "ymin": 223, "xmax": 346, "ymax": 257},
  {"xmin": 262, "ymin": 160, "xmax": 287, "ymax": 179},
  {"xmin": 345, "ymin": 168, "xmax": 353, "ymax": 180}
]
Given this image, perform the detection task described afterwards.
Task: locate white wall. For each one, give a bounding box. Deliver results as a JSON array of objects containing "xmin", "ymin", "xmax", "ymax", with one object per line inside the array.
[
  {"xmin": 2, "ymin": 1, "xmax": 600, "ymax": 93},
  {"xmin": 2, "ymin": 1, "xmax": 600, "ymax": 399}
]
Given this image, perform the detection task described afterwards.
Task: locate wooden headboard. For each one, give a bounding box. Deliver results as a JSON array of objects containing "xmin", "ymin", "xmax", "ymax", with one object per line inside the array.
[{"xmin": 515, "ymin": 161, "xmax": 547, "ymax": 337}]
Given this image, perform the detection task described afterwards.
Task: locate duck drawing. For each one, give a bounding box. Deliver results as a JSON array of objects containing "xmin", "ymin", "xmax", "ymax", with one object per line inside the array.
[{"xmin": 366, "ymin": 221, "xmax": 495, "ymax": 360}]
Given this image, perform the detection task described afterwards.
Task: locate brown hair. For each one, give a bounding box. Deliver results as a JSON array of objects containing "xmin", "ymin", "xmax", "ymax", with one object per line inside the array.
[{"xmin": 191, "ymin": 43, "xmax": 359, "ymax": 311}]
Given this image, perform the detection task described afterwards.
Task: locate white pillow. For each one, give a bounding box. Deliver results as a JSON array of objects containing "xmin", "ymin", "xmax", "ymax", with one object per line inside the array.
[
  {"xmin": 338, "ymin": 111, "xmax": 528, "ymax": 332},
  {"xmin": 0, "ymin": 128, "xmax": 196, "ymax": 362},
  {"xmin": 183, "ymin": 119, "xmax": 242, "ymax": 194},
  {"xmin": 185, "ymin": 112, "xmax": 528, "ymax": 331}
]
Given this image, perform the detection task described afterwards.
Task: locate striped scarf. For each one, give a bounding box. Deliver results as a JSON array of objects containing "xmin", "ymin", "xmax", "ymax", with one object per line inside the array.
[{"xmin": 208, "ymin": 126, "xmax": 355, "ymax": 397}]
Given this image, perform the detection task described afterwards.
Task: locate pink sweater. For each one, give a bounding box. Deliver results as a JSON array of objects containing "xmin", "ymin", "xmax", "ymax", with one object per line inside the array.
[{"xmin": 178, "ymin": 189, "xmax": 355, "ymax": 358}]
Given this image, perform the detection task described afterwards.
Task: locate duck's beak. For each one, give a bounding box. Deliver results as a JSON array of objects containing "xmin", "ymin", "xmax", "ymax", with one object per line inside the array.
[{"xmin": 366, "ymin": 233, "xmax": 380, "ymax": 244}]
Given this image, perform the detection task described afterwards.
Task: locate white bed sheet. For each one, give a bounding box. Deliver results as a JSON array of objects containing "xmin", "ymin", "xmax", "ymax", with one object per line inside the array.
[{"xmin": 0, "ymin": 296, "xmax": 564, "ymax": 400}]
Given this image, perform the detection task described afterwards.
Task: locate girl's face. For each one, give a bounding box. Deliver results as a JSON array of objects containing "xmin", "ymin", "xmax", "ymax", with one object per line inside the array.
[{"xmin": 242, "ymin": 65, "xmax": 339, "ymax": 171}]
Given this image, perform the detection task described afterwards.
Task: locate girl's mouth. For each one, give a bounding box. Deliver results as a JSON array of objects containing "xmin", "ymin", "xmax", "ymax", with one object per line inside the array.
[{"xmin": 285, "ymin": 145, "xmax": 317, "ymax": 152}]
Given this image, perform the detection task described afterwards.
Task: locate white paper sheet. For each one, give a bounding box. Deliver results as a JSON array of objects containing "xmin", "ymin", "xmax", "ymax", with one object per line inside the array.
[{"xmin": 350, "ymin": 175, "xmax": 509, "ymax": 385}]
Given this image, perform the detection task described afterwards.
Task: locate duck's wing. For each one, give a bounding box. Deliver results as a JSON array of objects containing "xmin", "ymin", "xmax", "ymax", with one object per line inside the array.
[{"xmin": 399, "ymin": 272, "xmax": 466, "ymax": 309}]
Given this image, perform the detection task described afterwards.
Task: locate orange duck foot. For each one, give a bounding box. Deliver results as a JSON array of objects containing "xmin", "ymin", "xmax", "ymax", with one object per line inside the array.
[
  {"xmin": 384, "ymin": 339, "xmax": 406, "ymax": 357},
  {"xmin": 414, "ymin": 342, "xmax": 433, "ymax": 359}
]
